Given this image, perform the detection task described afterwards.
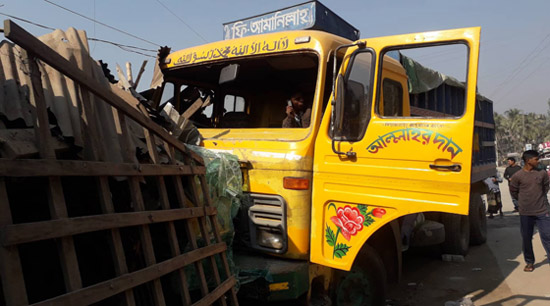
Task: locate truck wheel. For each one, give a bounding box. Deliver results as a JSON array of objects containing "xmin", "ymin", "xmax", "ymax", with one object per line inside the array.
[
  {"xmin": 469, "ymin": 192, "xmax": 487, "ymax": 245},
  {"xmin": 333, "ymin": 245, "xmax": 387, "ymax": 306},
  {"xmin": 441, "ymin": 213, "xmax": 470, "ymax": 256}
]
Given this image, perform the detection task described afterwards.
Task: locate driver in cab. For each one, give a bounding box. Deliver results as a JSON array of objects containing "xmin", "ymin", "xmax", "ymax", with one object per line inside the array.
[{"xmin": 282, "ymin": 91, "xmax": 311, "ymax": 128}]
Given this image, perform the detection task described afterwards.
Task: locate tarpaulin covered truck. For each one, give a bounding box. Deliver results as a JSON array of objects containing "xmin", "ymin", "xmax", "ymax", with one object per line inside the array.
[{"xmin": 151, "ymin": 1, "xmax": 496, "ymax": 304}]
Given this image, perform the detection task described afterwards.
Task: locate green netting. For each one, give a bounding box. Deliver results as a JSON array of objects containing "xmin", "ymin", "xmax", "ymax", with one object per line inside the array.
[{"xmin": 182, "ymin": 145, "xmax": 243, "ymax": 291}]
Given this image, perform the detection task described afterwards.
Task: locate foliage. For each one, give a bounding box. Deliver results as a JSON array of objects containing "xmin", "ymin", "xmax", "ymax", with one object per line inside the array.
[{"xmin": 494, "ymin": 101, "xmax": 550, "ymax": 164}]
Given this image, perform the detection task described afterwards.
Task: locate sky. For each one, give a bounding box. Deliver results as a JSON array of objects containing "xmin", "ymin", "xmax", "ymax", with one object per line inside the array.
[{"xmin": 1, "ymin": 0, "xmax": 549, "ymax": 114}]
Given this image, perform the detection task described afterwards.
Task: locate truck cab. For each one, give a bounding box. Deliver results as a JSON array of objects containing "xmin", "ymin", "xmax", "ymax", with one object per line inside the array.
[{"xmin": 153, "ymin": 2, "xmax": 492, "ymax": 304}]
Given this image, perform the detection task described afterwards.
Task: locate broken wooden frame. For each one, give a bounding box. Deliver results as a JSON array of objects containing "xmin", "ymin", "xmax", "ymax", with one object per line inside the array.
[{"xmin": 0, "ymin": 20, "xmax": 238, "ymax": 306}]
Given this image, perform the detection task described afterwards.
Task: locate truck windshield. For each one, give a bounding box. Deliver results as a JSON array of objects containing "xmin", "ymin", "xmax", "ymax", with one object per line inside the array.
[{"xmin": 161, "ymin": 52, "xmax": 319, "ymax": 129}]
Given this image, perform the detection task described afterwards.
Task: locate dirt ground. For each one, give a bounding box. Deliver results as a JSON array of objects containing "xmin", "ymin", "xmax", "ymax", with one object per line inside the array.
[{"xmin": 387, "ymin": 168, "xmax": 550, "ymax": 306}]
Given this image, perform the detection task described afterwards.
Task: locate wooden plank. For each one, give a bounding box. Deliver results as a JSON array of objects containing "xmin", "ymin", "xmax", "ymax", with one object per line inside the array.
[
  {"xmin": 48, "ymin": 178, "xmax": 83, "ymax": 291},
  {"xmin": 117, "ymin": 114, "xmax": 165, "ymax": 304},
  {"xmin": 196, "ymin": 175, "xmax": 239, "ymax": 305},
  {"xmin": 192, "ymin": 277, "xmax": 238, "ymax": 306},
  {"xmin": 177, "ymin": 146, "xmax": 229, "ymax": 305},
  {"xmin": 133, "ymin": 60, "xmax": 148, "ymax": 89},
  {"xmin": 1, "ymin": 207, "xmax": 216, "ymax": 246},
  {"xmin": 182, "ymin": 96, "xmax": 210, "ymax": 120},
  {"xmin": 24, "ymin": 48, "xmax": 82, "ymax": 292},
  {"xmin": 30, "ymin": 243, "xmax": 227, "ymax": 306},
  {"xmin": 4, "ymin": 20, "xmax": 204, "ymax": 166},
  {"xmin": 166, "ymin": 131, "xmax": 238, "ymax": 305},
  {"xmin": 78, "ymin": 73, "xmax": 135, "ymax": 305},
  {"xmin": 115, "ymin": 113, "xmax": 165, "ymax": 305},
  {"xmin": 0, "ymin": 159, "xmax": 205, "ymax": 177},
  {"xmin": 24, "ymin": 55, "xmax": 54, "ymax": 159},
  {"xmin": 168, "ymin": 146, "xmax": 210, "ymax": 298},
  {"xmin": 0, "ymin": 178, "xmax": 28, "ymax": 305},
  {"xmin": 97, "ymin": 176, "xmax": 136, "ymax": 306},
  {"xmin": 97, "ymin": 177, "xmax": 136, "ymax": 306},
  {"xmin": 141, "ymin": 125, "xmax": 192, "ymax": 306},
  {"xmin": 126, "ymin": 62, "xmax": 134, "ymax": 87},
  {"xmin": 187, "ymin": 176, "xmax": 226, "ymax": 306},
  {"xmin": 165, "ymin": 142, "xmax": 238, "ymax": 305}
]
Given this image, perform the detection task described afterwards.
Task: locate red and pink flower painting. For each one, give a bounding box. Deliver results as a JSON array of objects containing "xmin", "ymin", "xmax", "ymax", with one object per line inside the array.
[
  {"xmin": 325, "ymin": 204, "xmax": 386, "ymax": 259},
  {"xmin": 330, "ymin": 206, "xmax": 364, "ymax": 241}
]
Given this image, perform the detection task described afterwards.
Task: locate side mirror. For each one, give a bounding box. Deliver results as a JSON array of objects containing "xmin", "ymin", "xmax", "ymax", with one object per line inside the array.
[
  {"xmin": 219, "ymin": 64, "xmax": 240, "ymax": 84},
  {"xmin": 333, "ymin": 74, "xmax": 345, "ymax": 137}
]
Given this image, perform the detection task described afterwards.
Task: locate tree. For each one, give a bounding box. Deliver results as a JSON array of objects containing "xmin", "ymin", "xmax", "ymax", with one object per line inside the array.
[{"xmin": 494, "ymin": 102, "xmax": 550, "ymax": 163}]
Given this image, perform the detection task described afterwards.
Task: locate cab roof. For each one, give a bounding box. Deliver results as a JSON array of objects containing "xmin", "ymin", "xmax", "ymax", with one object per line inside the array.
[{"xmin": 163, "ymin": 30, "xmax": 352, "ymax": 69}]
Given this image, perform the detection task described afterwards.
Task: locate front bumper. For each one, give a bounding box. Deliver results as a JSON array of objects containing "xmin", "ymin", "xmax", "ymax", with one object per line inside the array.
[{"xmin": 235, "ymin": 252, "xmax": 309, "ymax": 301}]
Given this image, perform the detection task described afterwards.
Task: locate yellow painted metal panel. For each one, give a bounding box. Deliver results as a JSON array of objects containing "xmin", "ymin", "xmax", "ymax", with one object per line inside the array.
[
  {"xmin": 311, "ymin": 27, "xmax": 481, "ymax": 270},
  {"xmin": 163, "ymin": 30, "xmax": 350, "ymax": 69}
]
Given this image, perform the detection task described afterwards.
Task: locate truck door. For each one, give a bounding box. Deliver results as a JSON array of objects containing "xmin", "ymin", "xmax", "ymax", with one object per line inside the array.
[{"xmin": 310, "ymin": 27, "xmax": 480, "ymax": 270}]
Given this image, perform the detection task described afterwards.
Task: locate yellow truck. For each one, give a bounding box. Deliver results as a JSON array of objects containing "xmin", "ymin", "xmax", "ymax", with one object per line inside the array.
[{"xmin": 153, "ymin": 2, "xmax": 495, "ymax": 304}]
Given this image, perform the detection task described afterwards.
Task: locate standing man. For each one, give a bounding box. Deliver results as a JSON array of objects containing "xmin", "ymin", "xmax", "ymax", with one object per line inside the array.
[
  {"xmin": 509, "ymin": 150, "xmax": 550, "ymax": 272},
  {"xmin": 504, "ymin": 157, "xmax": 522, "ymax": 212}
]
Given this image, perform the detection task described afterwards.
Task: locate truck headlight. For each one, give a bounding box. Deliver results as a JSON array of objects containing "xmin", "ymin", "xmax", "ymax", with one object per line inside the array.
[{"xmin": 257, "ymin": 227, "xmax": 284, "ymax": 250}]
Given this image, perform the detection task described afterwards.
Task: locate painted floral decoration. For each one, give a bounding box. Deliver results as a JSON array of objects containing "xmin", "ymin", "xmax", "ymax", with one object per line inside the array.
[
  {"xmin": 330, "ymin": 206, "xmax": 364, "ymax": 241},
  {"xmin": 372, "ymin": 207, "xmax": 387, "ymax": 218},
  {"xmin": 325, "ymin": 204, "xmax": 387, "ymax": 259}
]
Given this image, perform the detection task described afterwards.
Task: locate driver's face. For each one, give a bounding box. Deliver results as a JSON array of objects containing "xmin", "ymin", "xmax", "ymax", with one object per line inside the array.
[{"xmin": 291, "ymin": 94, "xmax": 305, "ymax": 111}]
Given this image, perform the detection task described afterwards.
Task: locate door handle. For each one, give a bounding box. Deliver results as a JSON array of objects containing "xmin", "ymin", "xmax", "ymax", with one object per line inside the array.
[{"xmin": 429, "ymin": 164, "xmax": 462, "ymax": 172}]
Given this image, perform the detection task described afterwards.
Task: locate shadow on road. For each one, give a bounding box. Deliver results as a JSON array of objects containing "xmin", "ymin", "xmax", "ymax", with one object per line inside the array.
[
  {"xmin": 483, "ymin": 294, "xmax": 550, "ymax": 306},
  {"xmin": 386, "ymin": 211, "xmax": 540, "ymax": 306}
]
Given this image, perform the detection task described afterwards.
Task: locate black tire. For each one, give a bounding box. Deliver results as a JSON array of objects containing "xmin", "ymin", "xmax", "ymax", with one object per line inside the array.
[
  {"xmin": 469, "ymin": 192, "xmax": 487, "ymax": 245},
  {"xmin": 441, "ymin": 213, "xmax": 470, "ymax": 256},
  {"xmin": 333, "ymin": 245, "xmax": 387, "ymax": 306}
]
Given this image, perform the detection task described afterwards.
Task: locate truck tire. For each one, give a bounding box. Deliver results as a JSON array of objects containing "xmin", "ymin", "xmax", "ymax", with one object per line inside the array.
[
  {"xmin": 469, "ymin": 192, "xmax": 487, "ymax": 245},
  {"xmin": 333, "ymin": 245, "xmax": 387, "ymax": 306},
  {"xmin": 441, "ymin": 213, "xmax": 470, "ymax": 256}
]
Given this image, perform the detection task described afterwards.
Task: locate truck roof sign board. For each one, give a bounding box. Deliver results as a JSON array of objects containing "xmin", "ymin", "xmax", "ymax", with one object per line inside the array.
[{"xmin": 223, "ymin": 1, "xmax": 360, "ymax": 41}]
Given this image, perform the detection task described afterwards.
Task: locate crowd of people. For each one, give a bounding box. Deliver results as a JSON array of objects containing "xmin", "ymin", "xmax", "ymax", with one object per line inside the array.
[{"xmin": 487, "ymin": 151, "xmax": 550, "ymax": 272}]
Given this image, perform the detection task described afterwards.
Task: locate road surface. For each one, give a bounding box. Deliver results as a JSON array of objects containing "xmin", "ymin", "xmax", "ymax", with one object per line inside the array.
[{"xmin": 387, "ymin": 168, "xmax": 550, "ymax": 306}]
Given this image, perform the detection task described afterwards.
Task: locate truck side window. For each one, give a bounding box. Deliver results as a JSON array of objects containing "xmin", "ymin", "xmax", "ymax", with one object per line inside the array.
[
  {"xmin": 224, "ymin": 95, "xmax": 246, "ymax": 113},
  {"xmin": 378, "ymin": 44, "xmax": 468, "ymax": 118},
  {"xmin": 221, "ymin": 94, "xmax": 249, "ymax": 128},
  {"xmin": 381, "ymin": 78, "xmax": 403, "ymax": 116}
]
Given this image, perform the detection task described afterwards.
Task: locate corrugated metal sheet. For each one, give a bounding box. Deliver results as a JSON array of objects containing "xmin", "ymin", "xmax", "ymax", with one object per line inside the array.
[{"xmin": 0, "ymin": 27, "xmax": 143, "ymax": 163}]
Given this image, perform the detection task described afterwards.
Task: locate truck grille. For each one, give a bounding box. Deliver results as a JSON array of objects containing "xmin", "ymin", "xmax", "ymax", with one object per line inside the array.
[
  {"xmin": 248, "ymin": 194, "xmax": 286, "ymax": 228},
  {"xmin": 247, "ymin": 193, "xmax": 287, "ymax": 254}
]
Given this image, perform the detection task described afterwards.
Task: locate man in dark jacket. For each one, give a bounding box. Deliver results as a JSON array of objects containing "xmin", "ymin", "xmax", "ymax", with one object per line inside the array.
[
  {"xmin": 504, "ymin": 157, "xmax": 522, "ymax": 212},
  {"xmin": 509, "ymin": 150, "xmax": 550, "ymax": 272}
]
